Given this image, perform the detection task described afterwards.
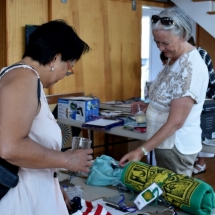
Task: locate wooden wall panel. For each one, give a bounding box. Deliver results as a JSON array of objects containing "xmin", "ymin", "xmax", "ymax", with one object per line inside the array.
[
  {"xmin": 5, "ymin": 0, "xmax": 49, "ymax": 94},
  {"xmin": 6, "ymin": 0, "xmax": 49, "ymax": 64},
  {"xmin": 0, "ymin": 0, "xmax": 6, "ymax": 69},
  {"xmin": 49, "ymin": 0, "xmax": 142, "ymax": 102},
  {"xmin": 2, "ymin": 0, "xmax": 171, "ymax": 99},
  {"xmin": 107, "ymin": 1, "xmax": 142, "ymax": 101},
  {"xmin": 48, "ymin": 0, "xmax": 172, "ymax": 101},
  {"xmin": 197, "ymin": 25, "xmax": 215, "ymax": 67},
  {"xmin": 1, "ymin": 0, "xmax": 170, "ymax": 157},
  {"xmin": 49, "ymin": 0, "xmax": 142, "ymax": 157}
]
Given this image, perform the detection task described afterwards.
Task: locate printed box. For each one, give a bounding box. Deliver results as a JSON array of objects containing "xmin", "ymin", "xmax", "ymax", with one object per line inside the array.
[{"xmin": 58, "ymin": 97, "xmax": 100, "ymax": 122}]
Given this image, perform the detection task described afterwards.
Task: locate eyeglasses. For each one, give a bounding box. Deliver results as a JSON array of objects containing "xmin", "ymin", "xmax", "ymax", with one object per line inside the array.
[
  {"xmin": 151, "ymin": 15, "xmax": 176, "ymax": 26},
  {"xmin": 66, "ymin": 61, "xmax": 75, "ymax": 76}
]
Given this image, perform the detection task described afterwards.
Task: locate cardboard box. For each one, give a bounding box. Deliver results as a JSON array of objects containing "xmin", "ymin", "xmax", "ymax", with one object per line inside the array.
[{"xmin": 58, "ymin": 97, "xmax": 100, "ymax": 122}]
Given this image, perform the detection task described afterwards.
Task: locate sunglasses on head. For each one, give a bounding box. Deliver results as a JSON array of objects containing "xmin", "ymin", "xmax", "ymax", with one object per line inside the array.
[{"xmin": 151, "ymin": 15, "xmax": 176, "ymax": 26}]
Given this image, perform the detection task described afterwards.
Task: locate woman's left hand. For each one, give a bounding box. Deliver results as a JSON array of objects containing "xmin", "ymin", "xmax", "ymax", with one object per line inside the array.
[
  {"xmin": 119, "ymin": 148, "xmax": 143, "ymax": 167},
  {"xmin": 60, "ymin": 186, "xmax": 71, "ymax": 210}
]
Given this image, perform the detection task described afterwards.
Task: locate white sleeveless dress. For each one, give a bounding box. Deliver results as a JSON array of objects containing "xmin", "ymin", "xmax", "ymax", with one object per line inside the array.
[{"xmin": 0, "ymin": 64, "xmax": 69, "ymax": 215}]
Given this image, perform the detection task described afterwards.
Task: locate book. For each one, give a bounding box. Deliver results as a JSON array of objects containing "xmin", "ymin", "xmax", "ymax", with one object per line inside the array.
[{"xmin": 82, "ymin": 118, "xmax": 124, "ymax": 130}]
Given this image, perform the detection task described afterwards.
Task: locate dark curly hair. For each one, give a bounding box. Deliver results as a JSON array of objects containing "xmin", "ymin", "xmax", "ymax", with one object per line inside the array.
[
  {"xmin": 160, "ymin": 52, "xmax": 168, "ymax": 62},
  {"xmin": 23, "ymin": 20, "xmax": 90, "ymax": 65}
]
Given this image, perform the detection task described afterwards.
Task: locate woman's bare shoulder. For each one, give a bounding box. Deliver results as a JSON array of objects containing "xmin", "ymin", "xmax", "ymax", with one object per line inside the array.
[
  {"xmin": 1, "ymin": 66, "xmax": 38, "ymax": 86},
  {"xmin": 0, "ymin": 66, "xmax": 39, "ymax": 105}
]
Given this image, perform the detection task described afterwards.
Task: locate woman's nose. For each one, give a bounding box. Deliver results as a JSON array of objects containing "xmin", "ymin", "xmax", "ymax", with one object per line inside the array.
[
  {"xmin": 159, "ymin": 45, "xmax": 165, "ymax": 52},
  {"xmin": 157, "ymin": 43, "xmax": 165, "ymax": 51}
]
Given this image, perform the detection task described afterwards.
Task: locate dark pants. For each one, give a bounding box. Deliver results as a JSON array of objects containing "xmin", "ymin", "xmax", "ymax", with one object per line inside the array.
[{"xmin": 155, "ymin": 145, "xmax": 198, "ymax": 177}]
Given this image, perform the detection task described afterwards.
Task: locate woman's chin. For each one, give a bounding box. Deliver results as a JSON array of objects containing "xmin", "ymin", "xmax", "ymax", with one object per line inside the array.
[{"xmin": 45, "ymin": 82, "xmax": 57, "ymax": 88}]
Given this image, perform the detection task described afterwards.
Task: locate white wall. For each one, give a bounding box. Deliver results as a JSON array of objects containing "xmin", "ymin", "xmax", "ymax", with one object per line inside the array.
[{"xmin": 172, "ymin": 0, "xmax": 215, "ymax": 38}]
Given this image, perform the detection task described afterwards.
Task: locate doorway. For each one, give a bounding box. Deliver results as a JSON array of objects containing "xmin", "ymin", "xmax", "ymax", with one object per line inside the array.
[{"xmin": 141, "ymin": 7, "xmax": 163, "ymax": 100}]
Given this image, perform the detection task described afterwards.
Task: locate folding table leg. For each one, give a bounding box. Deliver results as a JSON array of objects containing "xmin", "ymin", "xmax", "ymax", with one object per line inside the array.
[{"xmin": 105, "ymin": 133, "xmax": 109, "ymax": 155}]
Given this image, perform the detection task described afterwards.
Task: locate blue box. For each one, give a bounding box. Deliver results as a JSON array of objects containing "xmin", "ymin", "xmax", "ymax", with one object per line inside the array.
[{"xmin": 58, "ymin": 97, "xmax": 100, "ymax": 122}]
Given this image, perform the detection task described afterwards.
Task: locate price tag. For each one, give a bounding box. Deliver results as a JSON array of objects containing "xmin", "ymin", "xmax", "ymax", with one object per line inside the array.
[{"xmin": 134, "ymin": 182, "xmax": 163, "ymax": 210}]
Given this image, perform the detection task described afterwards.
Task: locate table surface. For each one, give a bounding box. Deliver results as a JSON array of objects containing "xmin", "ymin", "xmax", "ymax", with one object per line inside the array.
[
  {"xmin": 99, "ymin": 103, "xmax": 215, "ymax": 153},
  {"xmin": 58, "ymin": 103, "xmax": 215, "ymax": 215},
  {"xmin": 57, "ymin": 118, "xmax": 215, "ymax": 155},
  {"xmin": 59, "ymin": 174, "xmax": 190, "ymax": 215}
]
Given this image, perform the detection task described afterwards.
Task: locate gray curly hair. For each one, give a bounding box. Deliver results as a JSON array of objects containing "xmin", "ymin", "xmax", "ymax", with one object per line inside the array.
[{"xmin": 151, "ymin": 6, "xmax": 192, "ymax": 41}]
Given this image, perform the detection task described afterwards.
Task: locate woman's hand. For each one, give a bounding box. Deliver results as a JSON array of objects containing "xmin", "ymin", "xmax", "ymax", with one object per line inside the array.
[
  {"xmin": 131, "ymin": 102, "xmax": 148, "ymax": 114},
  {"xmin": 64, "ymin": 148, "xmax": 93, "ymax": 173},
  {"xmin": 119, "ymin": 148, "xmax": 143, "ymax": 167},
  {"xmin": 60, "ymin": 186, "xmax": 71, "ymax": 210}
]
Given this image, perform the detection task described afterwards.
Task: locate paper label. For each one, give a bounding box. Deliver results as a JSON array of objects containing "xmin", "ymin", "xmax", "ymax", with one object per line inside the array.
[{"xmin": 134, "ymin": 182, "xmax": 163, "ymax": 210}]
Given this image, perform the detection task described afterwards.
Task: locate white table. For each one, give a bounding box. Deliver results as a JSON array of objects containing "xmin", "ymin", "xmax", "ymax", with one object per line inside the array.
[
  {"xmin": 58, "ymin": 120, "xmax": 215, "ymax": 215},
  {"xmin": 57, "ymin": 118, "xmax": 215, "ymax": 155},
  {"xmin": 59, "ymin": 175, "xmax": 190, "ymax": 215},
  {"xmin": 58, "ymin": 118, "xmax": 146, "ymax": 140},
  {"xmin": 58, "ymin": 118, "xmax": 147, "ymax": 157},
  {"xmin": 100, "ymin": 102, "xmax": 215, "ymax": 155}
]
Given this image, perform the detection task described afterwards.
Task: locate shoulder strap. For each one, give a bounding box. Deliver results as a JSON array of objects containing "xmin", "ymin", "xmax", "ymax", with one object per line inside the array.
[
  {"xmin": 37, "ymin": 78, "xmax": 41, "ymax": 106},
  {"xmin": 0, "ymin": 64, "xmax": 41, "ymax": 105},
  {"xmin": 0, "ymin": 63, "xmax": 23, "ymax": 77}
]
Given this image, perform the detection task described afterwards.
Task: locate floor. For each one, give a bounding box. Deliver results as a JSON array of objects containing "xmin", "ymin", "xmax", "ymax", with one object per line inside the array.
[{"xmin": 192, "ymin": 156, "xmax": 215, "ymax": 190}]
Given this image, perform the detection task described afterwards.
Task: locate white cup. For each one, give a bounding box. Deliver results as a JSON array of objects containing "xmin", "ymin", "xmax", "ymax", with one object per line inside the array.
[
  {"xmin": 71, "ymin": 137, "xmax": 92, "ymax": 150},
  {"xmin": 135, "ymin": 111, "xmax": 146, "ymax": 123}
]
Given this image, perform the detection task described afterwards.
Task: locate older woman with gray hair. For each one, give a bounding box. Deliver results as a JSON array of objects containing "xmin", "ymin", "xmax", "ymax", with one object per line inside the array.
[{"xmin": 120, "ymin": 6, "xmax": 209, "ymax": 176}]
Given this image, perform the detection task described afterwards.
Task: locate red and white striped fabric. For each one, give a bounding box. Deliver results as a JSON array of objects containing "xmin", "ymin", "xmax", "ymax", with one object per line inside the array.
[{"xmin": 72, "ymin": 198, "xmax": 112, "ymax": 215}]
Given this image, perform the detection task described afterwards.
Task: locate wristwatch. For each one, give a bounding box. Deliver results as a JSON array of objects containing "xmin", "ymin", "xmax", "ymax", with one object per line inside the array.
[{"xmin": 141, "ymin": 146, "xmax": 148, "ymax": 156}]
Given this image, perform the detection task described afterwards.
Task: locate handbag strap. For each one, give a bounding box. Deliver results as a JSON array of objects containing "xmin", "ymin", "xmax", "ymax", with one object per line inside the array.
[{"xmin": 0, "ymin": 157, "xmax": 19, "ymax": 178}]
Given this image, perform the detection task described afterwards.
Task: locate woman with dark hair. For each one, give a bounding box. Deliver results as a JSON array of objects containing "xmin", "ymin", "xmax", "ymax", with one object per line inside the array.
[
  {"xmin": 120, "ymin": 7, "xmax": 209, "ymax": 177},
  {"xmin": 0, "ymin": 20, "xmax": 92, "ymax": 214},
  {"xmin": 160, "ymin": 51, "xmax": 168, "ymax": 65}
]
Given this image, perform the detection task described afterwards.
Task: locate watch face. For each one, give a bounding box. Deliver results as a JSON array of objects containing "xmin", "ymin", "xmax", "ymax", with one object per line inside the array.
[{"xmin": 141, "ymin": 147, "xmax": 148, "ymax": 155}]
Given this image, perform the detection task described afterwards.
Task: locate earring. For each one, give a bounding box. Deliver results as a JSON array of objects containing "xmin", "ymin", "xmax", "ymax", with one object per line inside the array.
[{"xmin": 50, "ymin": 63, "xmax": 54, "ymax": 71}]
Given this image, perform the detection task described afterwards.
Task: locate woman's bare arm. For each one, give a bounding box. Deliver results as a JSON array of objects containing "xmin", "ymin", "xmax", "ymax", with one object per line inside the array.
[
  {"xmin": 120, "ymin": 96, "xmax": 194, "ymax": 166},
  {"xmin": 141, "ymin": 96, "xmax": 195, "ymax": 151},
  {"xmin": 0, "ymin": 68, "xmax": 92, "ymax": 172}
]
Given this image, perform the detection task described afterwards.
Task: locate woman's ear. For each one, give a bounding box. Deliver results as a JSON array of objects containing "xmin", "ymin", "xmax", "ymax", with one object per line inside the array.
[
  {"xmin": 49, "ymin": 54, "xmax": 61, "ymax": 71},
  {"xmin": 53, "ymin": 53, "xmax": 61, "ymax": 62}
]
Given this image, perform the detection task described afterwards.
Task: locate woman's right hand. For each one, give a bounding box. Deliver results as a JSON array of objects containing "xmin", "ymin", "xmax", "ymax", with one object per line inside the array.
[
  {"xmin": 119, "ymin": 148, "xmax": 143, "ymax": 167},
  {"xmin": 64, "ymin": 148, "xmax": 93, "ymax": 173},
  {"xmin": 131, "ymin": 101, "xmax": 148, "ymax": 114}
]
